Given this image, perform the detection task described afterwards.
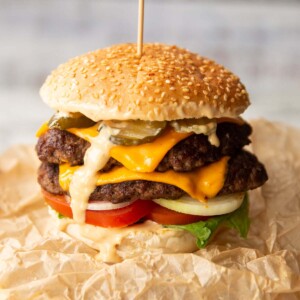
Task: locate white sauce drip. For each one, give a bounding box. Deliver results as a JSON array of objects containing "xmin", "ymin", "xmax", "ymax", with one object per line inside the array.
[
  {"xmin": 196, "ymin": 123, "xmax": 219, "ymax": 147},
  {"xmin": 69, "ymin": 125, "xmax": 115, "ymax": 223},
  {"xmin": 52, "ymin": 212, "xmax": 197, "ymax": 263}
]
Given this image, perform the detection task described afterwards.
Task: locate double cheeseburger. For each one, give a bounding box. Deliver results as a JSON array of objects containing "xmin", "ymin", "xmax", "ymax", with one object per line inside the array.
[{"xmin": 36, "ymin": 43, "xmax": 268, "ymax": 262}]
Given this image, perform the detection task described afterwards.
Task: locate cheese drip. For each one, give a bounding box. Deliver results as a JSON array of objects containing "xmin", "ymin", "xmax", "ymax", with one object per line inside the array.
[
  {"xmin": 109, "ymin": 129, "xmax": 192, "ymax": 172},
  {"xmin": 69, "ymin": 126, "xmax": 114, "ymax": 223},
  {"xmin": 60, "ymin": 156, "xmax": 229, "ymax": 202}
]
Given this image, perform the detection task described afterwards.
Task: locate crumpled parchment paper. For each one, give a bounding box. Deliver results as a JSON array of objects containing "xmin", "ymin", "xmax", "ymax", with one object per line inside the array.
[{"xmin": 0, "ymin": 119, "xmax": 300, "ymax": 299}]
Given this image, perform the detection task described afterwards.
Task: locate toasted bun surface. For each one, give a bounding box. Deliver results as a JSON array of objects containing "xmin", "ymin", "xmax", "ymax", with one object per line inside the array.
[
  {"xmin": 40, "ymin": 43, "xmax": 250, "ymax": 121},
  {"xmin": 65, "ymin": 221, "xmax": 198, "ymax": 263}
]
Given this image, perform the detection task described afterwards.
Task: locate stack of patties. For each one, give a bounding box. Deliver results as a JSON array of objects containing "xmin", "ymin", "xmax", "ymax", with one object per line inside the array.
[{"xmin": 36, "ymin": 44, "xmax": 268, "ymax": 262}]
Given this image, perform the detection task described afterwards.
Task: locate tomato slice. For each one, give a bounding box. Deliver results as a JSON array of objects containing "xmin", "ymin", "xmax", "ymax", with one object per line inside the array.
[
  {"xmin": 42, "ymin": 189, "xmax": 154, "ymax": 228},
  {"xmin": 42, "ymin": 190, "xmax": 208, "ymax": 228},
  {"xmin": 147, "ymin": 202, "xmax": 206, "ymax": 225}
]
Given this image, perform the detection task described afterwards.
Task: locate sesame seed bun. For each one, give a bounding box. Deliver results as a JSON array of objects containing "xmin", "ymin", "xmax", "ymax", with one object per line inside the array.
[{"xmin": 40, "ymin": 43, "xmax": 250, "ymax": 121}]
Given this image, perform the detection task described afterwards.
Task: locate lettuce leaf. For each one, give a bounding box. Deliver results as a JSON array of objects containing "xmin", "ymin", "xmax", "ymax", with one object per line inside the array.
[{"xmin": 165, "ymin": 193, "xmax": 250, "ymax": 248}]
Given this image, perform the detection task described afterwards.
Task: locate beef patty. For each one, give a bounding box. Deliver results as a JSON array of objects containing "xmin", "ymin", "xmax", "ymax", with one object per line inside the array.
[
  {"xmin": 36, "ymin": 122, "xmax": 252, "ymax": 172},
  {"xmin": 38, "ymin": 150, "xmax": 268, "ymax": 203}
]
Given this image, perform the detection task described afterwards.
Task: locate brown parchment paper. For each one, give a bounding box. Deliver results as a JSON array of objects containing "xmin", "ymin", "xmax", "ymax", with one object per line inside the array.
[{"xmin": 1, "ymin": 119, "xmax": 300, "ymax": 300}]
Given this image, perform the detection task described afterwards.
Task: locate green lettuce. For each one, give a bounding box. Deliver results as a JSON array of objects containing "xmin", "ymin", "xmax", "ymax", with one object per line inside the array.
[{"xmin": 165, "ymin": 193, "xmax": 250, "ymax": 248}]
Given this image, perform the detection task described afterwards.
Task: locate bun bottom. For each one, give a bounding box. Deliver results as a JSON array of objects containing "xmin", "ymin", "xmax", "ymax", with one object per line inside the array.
[{"xmin": 50, "ymin": 208, "xmax": 198, "ymax": 263}]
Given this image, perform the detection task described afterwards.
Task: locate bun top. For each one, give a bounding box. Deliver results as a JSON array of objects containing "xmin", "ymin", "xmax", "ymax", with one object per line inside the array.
[{"xmin": 40, "ymin": 43, "xmax": 250, "ymax": 121}]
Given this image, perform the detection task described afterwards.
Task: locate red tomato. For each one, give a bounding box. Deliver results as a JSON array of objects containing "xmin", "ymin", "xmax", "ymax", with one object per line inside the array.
[
  {"xmin": 42, "ymin": 189, "xmax": 154, "ymax": 228},
  {"xmin": 147, "ymin": 203, "xmax": 206, "ymax": 225}
]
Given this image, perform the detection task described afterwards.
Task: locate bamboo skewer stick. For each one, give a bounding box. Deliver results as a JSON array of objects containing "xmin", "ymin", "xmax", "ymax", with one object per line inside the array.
[{"xmin": 137, "ymin": 0, "xmax": 144, "ymax": 57}]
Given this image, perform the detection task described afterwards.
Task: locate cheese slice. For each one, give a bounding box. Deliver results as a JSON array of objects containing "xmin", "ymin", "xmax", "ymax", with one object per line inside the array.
[
  {"xmin": 109, "ymin": 129, "xmax": 192, "ymax": 172},
  {"xmin": 67, "ymin": 124, "xmax": 99, "ymax": 141},
  {"xmin": 36, "ymin": 122, "xmax": 49, "ymax": 137},
  {"xmin": 37, "ymin": 123, "xmax": 192, "ymax": 173},
  {"xmin": 35, "ymin": 123, "xmax": 99, "ymax": 140},
  {"xmin": 68, "ymin": 126, "xmax": 191, "ymax": 173},
  {"xmin": 59, "ymin": 156, "xmax": 229, "ymax": 202}
]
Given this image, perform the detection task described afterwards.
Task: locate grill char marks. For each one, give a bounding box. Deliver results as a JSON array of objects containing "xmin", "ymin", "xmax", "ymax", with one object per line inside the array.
[
  {"xmin": 36, "ymin": 122, "xmax": 252, "ymax": 172},
  {"xmin": 37, "ymin": 150, "xmax": 268, "ymax": 203}
]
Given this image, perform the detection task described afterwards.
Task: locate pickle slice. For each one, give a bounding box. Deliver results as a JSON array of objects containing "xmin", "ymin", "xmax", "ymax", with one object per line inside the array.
[
  {"xmin": 170, "ymin": 118, "xmax": 216, "ymax": 135},
  {"xmin": 48, "ymin": 113, "xmax": 96, "ymax": 130},
  {"xmin": 103, "ymin": 120, "xmax": 167, "ymax": 146}
]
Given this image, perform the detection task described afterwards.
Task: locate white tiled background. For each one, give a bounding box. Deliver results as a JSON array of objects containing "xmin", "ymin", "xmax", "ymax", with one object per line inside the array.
[{"xmin": 0, "ymin": 0, "xmax": 299, "ymax": 153}]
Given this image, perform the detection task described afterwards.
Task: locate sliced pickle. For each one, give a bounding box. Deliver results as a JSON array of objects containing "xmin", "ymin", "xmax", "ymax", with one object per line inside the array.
[
  {"xmin": 103, "ymin": 120, "xmax": 167, "ymax": 146},
  {"xmin": 170, "ymin": 118, "xmax": 220, "ymax": 146},
  {"xmin": 170, "ymin": 118, "xmax": 216, "ymax": 135},
  {"xmin": 48, "ymin": 113, "xmax": 96, "ymax": 130}
]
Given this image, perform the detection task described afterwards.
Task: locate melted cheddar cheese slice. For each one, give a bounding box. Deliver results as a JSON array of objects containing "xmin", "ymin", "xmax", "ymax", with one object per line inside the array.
[
  {"xmin": 109, "ymin": 129, "xmax": 192, "ymax": 172},
  {"xmin": 69, "ymin": 126, "xmax": 191, "ymax": 173},
  {"xmin": 36, "ymin": 123, "xmax": 192, "ymax": 172},
  {"xmin": 67, "ymin": 124, "xmax": 99, "ymax": 140},
  {"xmin": 59, "ymin": 156, "xmax": 229, "ymax": 202},
  {"xmin": 36, "ymin": 122, "xmax": 49, "ymax": 137}
]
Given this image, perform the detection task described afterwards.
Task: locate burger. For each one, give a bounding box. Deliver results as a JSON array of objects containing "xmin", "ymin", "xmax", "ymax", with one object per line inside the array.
[{"xmin": 36, "ymin": 43, "xmax": 268, "ymax": 262}]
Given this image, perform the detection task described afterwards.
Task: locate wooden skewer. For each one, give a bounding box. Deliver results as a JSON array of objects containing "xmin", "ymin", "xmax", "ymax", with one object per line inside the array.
[{"xmin": 137, "ymin": 0, "xmax": 144, "ymax": 57}]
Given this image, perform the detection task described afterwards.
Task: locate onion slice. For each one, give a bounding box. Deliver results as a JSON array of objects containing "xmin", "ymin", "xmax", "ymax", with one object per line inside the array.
[
  {"xmin": 153, "ymin": 193, "xmax": 245, "ymax": 216},
  {"xmin": 87, "ymin": 199, "xmax": 137, "ymax": 211}
]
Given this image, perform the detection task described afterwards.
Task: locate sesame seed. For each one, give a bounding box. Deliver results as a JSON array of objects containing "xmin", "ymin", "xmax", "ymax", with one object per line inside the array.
[{"xmin": 183, "ymin": 96, "xmax": 190, "ymax": 100}]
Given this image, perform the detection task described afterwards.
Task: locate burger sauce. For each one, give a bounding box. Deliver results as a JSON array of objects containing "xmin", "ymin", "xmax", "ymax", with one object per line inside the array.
[{"xmin": 69, "ymin": 125, "xmax": 115, "ymax": 223}]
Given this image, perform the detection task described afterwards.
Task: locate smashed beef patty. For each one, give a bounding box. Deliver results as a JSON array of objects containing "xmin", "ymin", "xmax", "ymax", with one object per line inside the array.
[
  {"xmin": 38, "ymin": 150, "xmax": 268, "ymax": 204},
  {"xmin": 36, "ymin": 122, "xmax": 252, "ymax": 172}
]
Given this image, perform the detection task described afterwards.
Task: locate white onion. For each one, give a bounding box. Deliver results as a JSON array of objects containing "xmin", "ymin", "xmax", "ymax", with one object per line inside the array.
[
  {"xmin": 87, "ymin": 199, "xmax": 136, "ymax": 211},
  {"xmin": 153, "ymin": 193, "xmax": 245, "ymax": 216}
]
